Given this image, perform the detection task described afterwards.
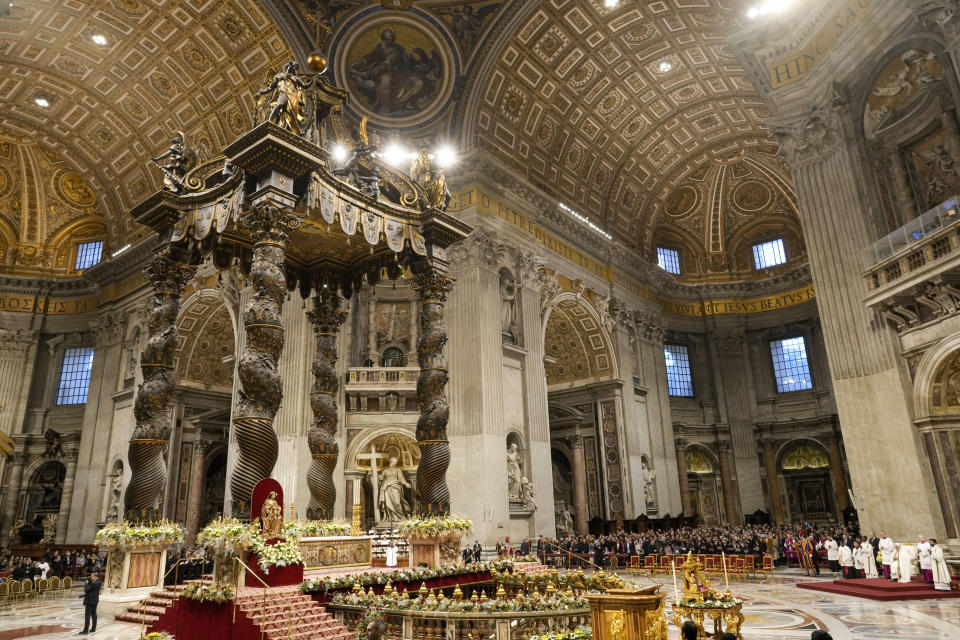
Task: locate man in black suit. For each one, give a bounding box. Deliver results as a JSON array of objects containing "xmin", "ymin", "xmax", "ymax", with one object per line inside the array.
[{"xmin": 79, "ymin": 571, "xmax": 102, "ymax": 634}]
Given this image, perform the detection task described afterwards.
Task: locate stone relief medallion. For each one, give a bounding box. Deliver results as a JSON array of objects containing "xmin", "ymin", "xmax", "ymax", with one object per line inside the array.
[
  {"xmin": 334, "ymin": 12, "xmax": 455, "ymax": 127},
  {"xmin": 732, "ymin": 180, "xmax": 773, "ymax": 212},
  {"xmin": 56, "ymin": 172, "xmax": 96, "ymax": 206},
  {"xmin": 664, "ymin": 185, "xmax": 699, "ymax": 218}
]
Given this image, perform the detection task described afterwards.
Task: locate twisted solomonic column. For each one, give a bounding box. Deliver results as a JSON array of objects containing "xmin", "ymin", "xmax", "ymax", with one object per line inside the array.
[
  {"xmin": 412, "ymin": 271, "xmax": 454, "ymax": 515},
  {"xmin": 306, "ymin": 288, "xmax": 347, "ymax": 519},
  {"xmin": 125, "ymin": 249, "xmax": 196, "ymax": 521},
  {"xmin": 229, "ymin": 204, "xmax": 301, "ymax": 518}
]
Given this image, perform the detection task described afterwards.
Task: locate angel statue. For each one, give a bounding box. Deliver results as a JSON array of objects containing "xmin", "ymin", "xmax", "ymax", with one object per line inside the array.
[
  {"xmin": 408, "ymin": 148, "xmax": 451, "ymax": 211},
  {"xmin": 150, "ymin": 131, "xmax": 196, "ymax": 192},
  {"xmin": 255, "ymin": 61, "xmax": 314, "ymax": 136}
]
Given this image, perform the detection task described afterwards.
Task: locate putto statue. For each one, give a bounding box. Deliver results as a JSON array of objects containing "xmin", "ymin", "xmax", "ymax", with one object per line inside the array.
[
  {"xmin": 255, "ymin": 61, "xmax": 314, "ymax": 136},
  {"xmin": 150, "ymin": 131, "xmax": 197, "ymax": 193}
]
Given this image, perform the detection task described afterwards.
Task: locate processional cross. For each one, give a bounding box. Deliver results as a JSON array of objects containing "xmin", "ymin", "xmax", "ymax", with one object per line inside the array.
[{"xmin": 356, "ymin": 444, "xmax": 388, "ymax": 523}]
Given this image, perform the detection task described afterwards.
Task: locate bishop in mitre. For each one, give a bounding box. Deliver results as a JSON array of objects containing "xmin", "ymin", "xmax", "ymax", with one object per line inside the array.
[{"xmin": 896, "ymin": 543, "xmax": 915, "ymax": 583}]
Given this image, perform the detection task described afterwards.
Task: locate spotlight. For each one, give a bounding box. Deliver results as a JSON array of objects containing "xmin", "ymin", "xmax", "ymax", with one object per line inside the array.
[
  {"xmin": 746, "ymin": 7, "xmax": 759, "ymax": 18},
  {"xmin": 34, "ymin": 96, "xmax": 50, "ymax": 108},
  {"xmin": 92, "ymin": 34, "xmax": 107, "ymax": 45},
  {"xmin": 331, "ymin": 144, "xmax": 349, "ymax": 164},
  {"xmin": 432, "ymin": 145, "xmax": 457, "ymax": 168},
  {"xmin": 380, "ymin": 143, "xmax": 409, "ymax": 167},
  {"xmin": 604, "ymin": 0, "xmax": 619, "ymax": 8},
  {"xmin": 658, "ymin": 60, "xmax": 673, "ymax": 73}
]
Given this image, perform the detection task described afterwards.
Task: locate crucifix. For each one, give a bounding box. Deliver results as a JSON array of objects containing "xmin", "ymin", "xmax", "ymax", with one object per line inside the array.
[{"xmin": 356, "ymin": 444, "xmax": 385, "ymax": 523}]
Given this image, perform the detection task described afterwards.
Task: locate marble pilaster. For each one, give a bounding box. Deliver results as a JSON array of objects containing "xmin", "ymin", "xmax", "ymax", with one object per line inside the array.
[
  {"xmin": 761, "ymin": 439, "xmax": 785, "ymax": 524},
  {"xmin": 716, "ymin": 441, "xmax": 738, "ymax": 524},
  {"xmin": 567, "ymin": 435, "xmax": 588, "ymax": 535},
  {"xmin": 675, "ymin": 438, "xmax": 692, "ymax": 517},
  {"xmin": 55, "ymin": 448, "xmax": 79, "ymax": 543},
  {"xmin": 0, "ymin": 453, "xmax": 25, "ymax": 547}
]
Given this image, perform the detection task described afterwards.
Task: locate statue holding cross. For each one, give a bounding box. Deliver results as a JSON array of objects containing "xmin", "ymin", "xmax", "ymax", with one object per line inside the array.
[{"xmin": 357, "ymin": 443, "xmax": 413, "ymax": 525}]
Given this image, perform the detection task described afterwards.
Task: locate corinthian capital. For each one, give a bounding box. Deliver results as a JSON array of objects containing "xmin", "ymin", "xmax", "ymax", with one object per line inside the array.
[
  {"xmin": 771, "ymin": 92, "xmax": 848, "ymax": 167},
  {"xmin": 93, "ymin": 309, "xmax": 129, "ymax": 346}
]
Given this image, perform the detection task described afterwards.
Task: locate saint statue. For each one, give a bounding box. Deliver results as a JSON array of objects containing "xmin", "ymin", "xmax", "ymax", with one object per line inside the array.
[
  {"xmin": 258, "ymin": 491, "xmax": 284, "ymax": 539},
  {"xmin": 378, "ymin": 457, "xmax": 411, "ymax": 522},
  {"xmin": 679, "ymin": 551, "xmax": 710, "ymax": 601},
  {"xmin": 107, "ymin": 475, "xmax": 122, "ymax": 522},
  {"xmin": 500, "ymin": 271, "xmax": 518, "ymax": 340},
  {"xmin": 506, "ymin": 442, "xmax": 522, "ymax": 500},
  {"xmin": 519, "ymin": 476, "xmax": 536, "ymax": 511},
  {"xmin": 255, "ymin": 61, "xmax": 313, "ymax": 136},
  {"xmin": 641, "ymin": 460, "xmax": 657, "ymax": 505}
]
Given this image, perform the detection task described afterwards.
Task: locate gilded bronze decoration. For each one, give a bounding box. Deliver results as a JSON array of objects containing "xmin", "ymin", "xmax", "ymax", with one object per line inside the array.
[
  {"xmin": 126, "ymin": 61, "xmax": 469, "ymax": 521},
  {"xmin": 306, "ymin": 287, "xmax": 347, "ymax": 519},
  {"xmin": 124, "ymin": 247, "xmax": 196, "ymax": 521},
  {"xmin": 412, "ymin": 270, "xmax": 454, "ymax": 515},
  {"xmin": 230, "ymin": 204, "xmax": 301, "ymax": 518}
]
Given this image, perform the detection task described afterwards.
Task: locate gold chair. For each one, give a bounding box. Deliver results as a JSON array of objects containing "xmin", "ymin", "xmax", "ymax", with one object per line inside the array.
[
  {"xmin": 62, "ymin": 576, "xmax": 73, "ymax": 595},
  {"xmin": 47, "ymin": 576, "xmax": 60, "ymax": 599},
  {"xmin": 36, "ymin": 578, "xmax": 48, "ymax": 599},
  {"xmin": 20, "ymin": 578, "xmax": 33, "ymax": 603},
  {"xmin": 6, "ymin": 580, "xmax": 19, "ymax": 605},
  {"xmin": 0, "ymin": 581, "xmax": 8, "ymax": 607}
]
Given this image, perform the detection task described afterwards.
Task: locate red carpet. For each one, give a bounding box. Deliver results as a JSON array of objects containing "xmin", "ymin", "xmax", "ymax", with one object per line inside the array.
[{"xmin": 797, "ymin": 578, "xmax": 960, "ymax": 601}]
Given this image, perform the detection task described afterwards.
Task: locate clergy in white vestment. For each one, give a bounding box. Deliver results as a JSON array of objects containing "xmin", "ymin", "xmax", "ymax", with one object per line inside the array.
[
  {"xmin": 917, "ymin": 536, "xmax": 933, "ymax": 583},
  {"xmin": 897, "ymin": 544, "xmax": 915, "ymax": 583},
  {"xmin": 838, "ymin": 543, "xmax": 854, "ymax": 580},
  {"xmin": 824, "ymin": 537, "xmax": 840, "ymax": 573},
  {"xmin": 879, "ymin": 532, "xmax": 896, "ymax": 580},
  {"xmin": 930, "ymin": 539, "xmax": 952, "ymax": 591},
  {"xmin": 860, "ymin": 540, "xmax": 878, "ymax": 579},
  {"xmin": 852, "ymin": 541, "xmax": 864, "ymax": 579}
]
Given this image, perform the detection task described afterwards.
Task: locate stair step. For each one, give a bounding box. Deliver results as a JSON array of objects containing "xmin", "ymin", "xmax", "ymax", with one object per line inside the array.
[{"xmin": 115, "ymin": 613, "xmax": 160, "ymax": 624}]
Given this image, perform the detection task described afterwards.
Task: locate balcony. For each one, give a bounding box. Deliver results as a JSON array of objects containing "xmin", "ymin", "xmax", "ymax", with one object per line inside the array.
[
  {"xmin": 862, "ymin": 196, "xmax": 960, "ymax": 332},
  {"xmin": 344, "ymin": 366, "xmax": 418, "ymax": 412}
]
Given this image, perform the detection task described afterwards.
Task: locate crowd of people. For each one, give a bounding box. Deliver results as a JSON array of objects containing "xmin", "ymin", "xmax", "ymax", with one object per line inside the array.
[
  {"xmin": 0, "ymin": 548, "xmax": 104, "ymax": 582},
  {"xmin": 814, "ymin": 531, "xmax": 951, "ymax": 590}
]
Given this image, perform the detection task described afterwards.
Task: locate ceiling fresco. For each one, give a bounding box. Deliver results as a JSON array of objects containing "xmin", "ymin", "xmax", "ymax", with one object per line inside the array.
[{"xmin": 0, "ymin": 0, "xmax": 804, "ymax": 283}]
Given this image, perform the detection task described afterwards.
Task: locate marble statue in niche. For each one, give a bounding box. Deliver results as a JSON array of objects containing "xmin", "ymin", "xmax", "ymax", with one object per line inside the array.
[
  {"xmin": 378, "ymin": 456, "xmax": 412, "ymax": 522},
  {"xmin": 107, "ymin": 474, "xmax": 122, "ymax": 522},
  {"xmin": 519, "ymin": 476, "xmax": 536, "ymax": 511},
  {"xmin": 642, "ymin": 457, "xmax": 657, "ymax": 506},
  {"xmin": 500, "ymin": 268, "xmax": 519, "ymax": 343},
  {"xmin": 506, "ymin": 442, "xmax": 522, "ymax": 500}
]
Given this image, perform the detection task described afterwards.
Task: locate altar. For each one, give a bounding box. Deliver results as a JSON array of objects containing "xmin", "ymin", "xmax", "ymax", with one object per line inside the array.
[{"xmin": 300, "ymin": 535, "xmax": 372, "ymax": 570}]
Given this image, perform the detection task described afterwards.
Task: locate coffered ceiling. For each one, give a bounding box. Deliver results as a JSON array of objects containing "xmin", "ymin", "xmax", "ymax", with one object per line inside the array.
[{"xmin": 0, "ymin": 0, "xmax": 293, "ymax": 250}]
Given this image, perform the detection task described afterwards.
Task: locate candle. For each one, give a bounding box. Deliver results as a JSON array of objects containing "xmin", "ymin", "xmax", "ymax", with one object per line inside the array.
[
  {"xmin": 723, "ymin": 551, "xmax": 729, "ymax": 589},
  {"xmin": 672, "ymin": 558, "xmax": 679, "ymax": 603}
]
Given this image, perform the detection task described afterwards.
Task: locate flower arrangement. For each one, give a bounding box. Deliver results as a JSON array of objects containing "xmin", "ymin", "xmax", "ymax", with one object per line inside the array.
[
  {"xmin": 196, "ymin": 518, "xmax": 259, "ymax": 556},
  {"xmin": 676, "ymin": 597, "xmax": 743, "ymax": 608},
  {"xmin": 282, "ymin": 519, "xmax": 351, "ymax": 539},
  {"xmin": 141, "ymin": 633, "xmax": 174, "ymax": 640},
  {"xmin": 329, "ymin": 592, "xmax": 588, "ymax": 614},
  {"xmin": 355, "ymin": 603, "xmax": 386, "ymax": 639},
  {"xmin": 529, "ymin": 627, "xmax": 592, "ymax": 640},
  {"xmin": 250, "ymin": 536, "xmax": 303, "ymax": 574},
  {"xmin": 95, "ymin": 520, "xmax": 184, "ymax": 550},
  {"xmin": 182, "ymin": 582, "xmax": 234, "ymax": 604},
  {"xmin": 396, "ymin": 515, "xmax": 472, "ymax": 539},
  {"xmin": 300, "ymin": 560, "xmax": 512, "ymax": 595}
]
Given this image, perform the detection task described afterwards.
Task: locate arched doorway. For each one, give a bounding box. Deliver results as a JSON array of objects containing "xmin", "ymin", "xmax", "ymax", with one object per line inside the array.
[
  {"xmin": 349, "ymin": 431, "xmax": 420, "ymax": 528},
  {"xmin": 779, "ymin": 441, "xmax": 833, "ymax": 523},
  {"xmin": 20, "ymin": 461, "xmax": 66, "ymax": 544},
  {"xmin": 201, "ymin": 450, "xmax": 227, "ymax": 526},
  {"xmin": 685, "ymin": 448, "xmax": 721, "ymax": 524}
]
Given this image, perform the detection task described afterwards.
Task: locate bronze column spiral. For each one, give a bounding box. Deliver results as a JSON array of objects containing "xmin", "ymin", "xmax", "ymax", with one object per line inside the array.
[
  {"xmin": 306, "ymin": 287, "xmax": 347, "ymax": 519},
  {"xmin": 229, "ymin": 204, "xmax": 300, "ymax": 518},
  {"xmin": 124, "ymin": 247, "xmax": 196, "ymax": 521},
  {"xmin": 412, "ymin": 270, "xmax": 455, "ymax": 515}
]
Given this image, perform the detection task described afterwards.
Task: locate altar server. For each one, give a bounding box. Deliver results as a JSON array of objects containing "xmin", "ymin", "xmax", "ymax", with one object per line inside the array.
[
  {"xmin": 824, "ymin": 536, "xmax": 839, "ymax": 573},
  {"xmin": 859, "ymin": 538, "xmax": 878, "ymax": 579},
  {"xmin": 837, "ymin": 542, "xmax": 854, "ymax": 579},
  {"xmin": 878, "ymin": 532, "xmax": 895, "ymax": 580},
  {"xmin": 917, "ymin": 536, "xmax": 933, "ymax": 583}
]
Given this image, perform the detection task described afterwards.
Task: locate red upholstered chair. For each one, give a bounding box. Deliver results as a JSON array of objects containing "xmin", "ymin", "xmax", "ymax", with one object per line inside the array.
[
  {"xmin": 758, "ymin": 555, "xmax": 773, "ymax": 581},
  {"xmin": 642, "ymin": 555, "xmax": 657, "ymax": 576},
  {"xmin": 660, "ymin": 555, "xmax": 674, "ymax": 577}
]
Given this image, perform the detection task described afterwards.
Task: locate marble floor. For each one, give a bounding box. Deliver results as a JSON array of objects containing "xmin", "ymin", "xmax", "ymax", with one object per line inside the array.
[{"xmin": 0, "ymin": 569, "xmax": 957, "ymax": 640}]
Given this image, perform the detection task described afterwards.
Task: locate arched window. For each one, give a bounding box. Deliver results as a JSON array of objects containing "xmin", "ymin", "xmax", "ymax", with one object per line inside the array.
[{"xmin": 381, "ymin": 347, "xmax": 405, "ymax": 367}]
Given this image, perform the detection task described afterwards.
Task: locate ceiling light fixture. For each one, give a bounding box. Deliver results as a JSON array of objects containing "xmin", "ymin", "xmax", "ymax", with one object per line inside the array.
[
  {"xmin": 604, "ymin": 0, "xmax": 619, "ymax": 8},
  {"xmin": 330, "ymin": 144, "xmax": 349, "ymax": 164},
  {"xmin": 34, "ymin": 96, "xmax": 50, "ymax": 108},
  {"xmin": 432, "ymin": 145, "xmax": 457, "ymax": 169},
  {"xmin": 379, "ymin": 143, "xmax": 411, "ymax": 167},
  {"xmin": 658, "ymin": 60, "xmax": 673, "ymax": 73},
  {"xmin": 92, "ymin": 34, "xmax": 107, "ymax": 45},
  {"xmin": 558, "ymin": 202, "xmax": 612, "ymax": 240}
]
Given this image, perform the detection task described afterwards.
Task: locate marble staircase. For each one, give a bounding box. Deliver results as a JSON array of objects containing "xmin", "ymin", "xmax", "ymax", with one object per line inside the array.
[{"xmin": 114, "ymin": 583, "xmax": 186, "ymax": 626}]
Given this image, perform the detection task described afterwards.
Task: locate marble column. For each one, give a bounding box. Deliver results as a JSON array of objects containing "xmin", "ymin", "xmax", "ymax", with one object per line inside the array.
[
  {"xmin": 761, "ymin": 438, "xmax": 784, "ymax": 524},
  {"xmin": 716, "ymin": 441, "xmax": 738, "ymax": 524},
  {"xmin": 55, "ymin": 449, "xmax": 79, "ymax": 543},
  {"xmin": 567, "ymin": 435, "xmax": 588, "ymax": 535},
  {"xmin": 185, "ymin": 440, "xmax": 210, "ymax": 546},
  {"xmin": 675, "ymin": 438, "xmax": 692, "ymax": 517},
  {"xmin": 0, "ymin": 453, "xmax": 25, "ymax": 546},
  {"xmin": 824, "ymin": 433, "xmax": 850, "ymax": 517}
]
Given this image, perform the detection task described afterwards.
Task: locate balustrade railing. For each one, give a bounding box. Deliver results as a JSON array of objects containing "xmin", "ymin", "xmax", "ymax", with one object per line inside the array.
[
  {"xmin": 330, "ymin": 604, "xmax": 589, "ymax": 640},
  {"xmin": 346, "ymin": 367, "xmax": 420, "ymax": 385},
  {"xmin": 862, "ymin": 195, "xmax": 960, "ymax": 270}
]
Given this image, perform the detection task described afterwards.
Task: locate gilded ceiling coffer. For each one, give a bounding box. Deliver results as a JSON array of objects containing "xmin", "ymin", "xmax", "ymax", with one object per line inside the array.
[{"xmin": 127, "ymin": 60, "xmax": 470, "ymax": 521}]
